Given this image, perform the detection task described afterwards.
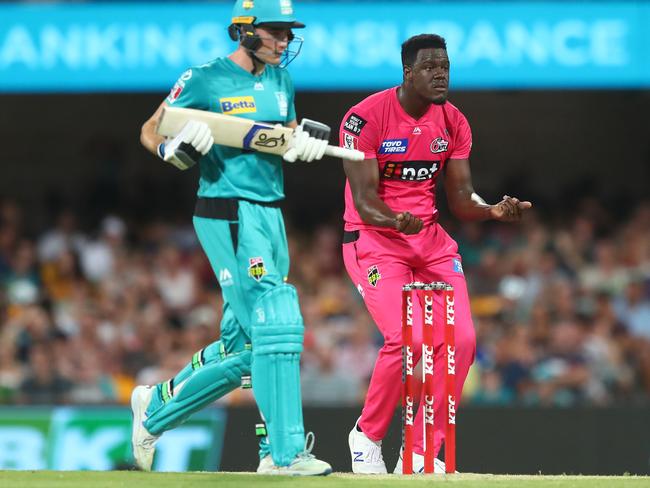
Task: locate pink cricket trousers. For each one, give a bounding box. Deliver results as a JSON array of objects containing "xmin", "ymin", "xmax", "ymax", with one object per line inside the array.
[{"xmin": 342, "ymin": 223, "xmax": 476, "ymax": 456}]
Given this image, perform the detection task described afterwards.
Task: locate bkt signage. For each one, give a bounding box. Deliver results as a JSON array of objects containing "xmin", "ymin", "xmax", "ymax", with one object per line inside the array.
[
  {"xmin": 0, "ymin": 407, "xmax": 226, "ymax": 471},
  {"xmin": 0, "ymin": 2, "xmax": 648, "ymax": 92}
]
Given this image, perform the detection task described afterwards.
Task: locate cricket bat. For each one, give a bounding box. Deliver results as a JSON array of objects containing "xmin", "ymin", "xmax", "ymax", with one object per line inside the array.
[{"xmin": 156, "ymin": 106, "xmax": 365, "ymax": 161}]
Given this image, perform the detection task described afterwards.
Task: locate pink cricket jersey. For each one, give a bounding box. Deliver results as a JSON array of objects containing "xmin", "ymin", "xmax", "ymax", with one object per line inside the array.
[{"xmin": 339, "ymin": 87, "xmax": 472, "ymax": 231}]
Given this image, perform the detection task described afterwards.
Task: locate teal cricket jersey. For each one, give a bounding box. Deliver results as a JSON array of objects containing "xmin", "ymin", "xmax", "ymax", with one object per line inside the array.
[{"xmin": 165, "ymin": 57, "xmax": 297, "ymax": 202}]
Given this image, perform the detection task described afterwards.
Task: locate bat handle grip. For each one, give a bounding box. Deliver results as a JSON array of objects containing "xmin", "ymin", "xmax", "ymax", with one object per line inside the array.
[{"xmin": 324, "ymin": 145, "xmax": 365, "ymax": 161}]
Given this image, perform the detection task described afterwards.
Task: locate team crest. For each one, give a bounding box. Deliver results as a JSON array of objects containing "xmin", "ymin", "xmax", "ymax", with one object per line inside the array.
[
  {"xmin": 430, "ymin": 137, "xmax": 449, "ymax": 154},
  {"xmin": 280, "ymin": 0, "xmax": 294, "ymax": 15},
  {"xmin": 367, "ymin": 265, "xmax": 381, "ymax": 287},
  {"xmin": 248, "ymin": 257, "xmax": 267, "ymax": 281}
]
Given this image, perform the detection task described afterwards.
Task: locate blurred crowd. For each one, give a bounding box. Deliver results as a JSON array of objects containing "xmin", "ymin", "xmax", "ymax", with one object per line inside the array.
[{"xmin": 0, "ymin": 197, "xmax": 649, "ymax": 409}]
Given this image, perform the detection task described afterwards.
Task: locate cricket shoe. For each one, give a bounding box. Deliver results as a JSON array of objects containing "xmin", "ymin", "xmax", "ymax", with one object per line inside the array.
[
  {"xmin": 348, "ymin": 417, "xmax": 387, "ymax": 474},
  {"xmin": 131, "ymin": 385, "xmax": 160, "ymax": 471},
  {"xmin": 393, "ymin": 447, "xmax": 455, "ymax": 474},
  {"xmin": 256, "ymin": 433, "xmax": 332, "ymax": 476}
]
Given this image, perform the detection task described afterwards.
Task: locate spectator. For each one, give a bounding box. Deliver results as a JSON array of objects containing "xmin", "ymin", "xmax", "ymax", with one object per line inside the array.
[
  {"xmin": 18, "ymin": 344, "xmax": 73, "ymax": 405},
  {"xmin": 0, "ymin": 200, "xmax": 648, "ymax": 408}
]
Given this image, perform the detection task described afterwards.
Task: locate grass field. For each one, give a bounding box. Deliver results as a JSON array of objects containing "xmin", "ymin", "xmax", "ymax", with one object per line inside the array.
[{"xmin": 1, "ymin": 471, "xmax": 649, "ymax": 488}]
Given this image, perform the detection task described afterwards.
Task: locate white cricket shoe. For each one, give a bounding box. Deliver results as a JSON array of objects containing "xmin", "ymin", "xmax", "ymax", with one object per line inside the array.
[
  {"xmin": 393, "ymin": 447, "xmax": 454, "ymax": 474},
  {"xmin": 256, "ymin": 454, "xmax": 275, "ymax": 473},
  {"xmin": 256, "ymin": 433, "xmax": 332, "ymax": 476},
  {"xmin": 131, "ymin": 385, "xmax": 160, "ymax": 471},
  {"xmin": 348, "ymin": 417, "xmax": 387, "ymax": 474}
]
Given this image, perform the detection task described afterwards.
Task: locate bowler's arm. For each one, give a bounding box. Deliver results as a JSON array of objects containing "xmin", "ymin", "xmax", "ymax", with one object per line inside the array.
[
  {"xmin": 343, "ymin": 158, "xmax": 423, "ymax": 234},
  {"xmin": 445, "ymin": 158, "xmax": 532, "ymax": 222}
]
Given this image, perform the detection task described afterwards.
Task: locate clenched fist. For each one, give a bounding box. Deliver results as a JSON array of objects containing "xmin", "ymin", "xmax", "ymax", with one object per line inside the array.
[{"xmin": 395, "ymin": 212, "xmax": 424, "ymax": 235}]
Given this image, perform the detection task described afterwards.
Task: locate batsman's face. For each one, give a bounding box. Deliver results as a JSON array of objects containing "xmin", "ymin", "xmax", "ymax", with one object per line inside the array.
[
  {"xmin": 254, "ymin": 26, "xmax": 291, "ymax": 65},
  {"xmin": 407, "ymin": 48, "xmax": 450, "ymax": 105}
]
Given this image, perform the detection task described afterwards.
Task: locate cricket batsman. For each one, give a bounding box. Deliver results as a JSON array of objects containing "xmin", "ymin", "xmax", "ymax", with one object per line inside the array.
[{"xmin": 132, "ymin": 0, "xmax": 332, "ymax": 475}]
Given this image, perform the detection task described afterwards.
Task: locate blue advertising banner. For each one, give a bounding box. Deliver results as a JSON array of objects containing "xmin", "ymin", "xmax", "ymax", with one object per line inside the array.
[{"xmin": 0, "ymin": 2, "xmax": 648, "ymax": 92}]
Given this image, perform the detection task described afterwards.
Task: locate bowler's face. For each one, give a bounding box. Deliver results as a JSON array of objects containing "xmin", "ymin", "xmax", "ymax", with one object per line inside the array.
[{"xmin": 409, "ymin": 48, "xmax": 450, "ymax": 105}]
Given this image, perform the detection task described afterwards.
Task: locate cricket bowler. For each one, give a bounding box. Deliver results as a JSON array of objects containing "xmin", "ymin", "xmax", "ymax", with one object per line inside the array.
[{"xmin": 340, "ymin": 34, "xmax": 532, "ymax": 474}]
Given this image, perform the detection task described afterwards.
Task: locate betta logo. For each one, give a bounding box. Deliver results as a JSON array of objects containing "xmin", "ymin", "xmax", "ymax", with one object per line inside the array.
[
  {"xmin": 448, "ymin": 395, "xmax": 456, "ymax": 425},
  {"xmin": 220, "ymin": 96, "xmax": 257, "ymax": 114},
  {"xmin": 423, "ymin": 345, "xmax": 434, "ymax": 376},
  {"xmin": 430, "ymin": 137, "xmax": 449, "ymax": 154},
  {"xmin": 424, "ymin": 395, "xmax": 434, "ymax": 425},
  {"xmin": 382, "ymin": 161, "xmax": 440, "ymax": 181},
  {"xmin": 447, "ymin": 344, "xmax": 456, "ymax": 375}
]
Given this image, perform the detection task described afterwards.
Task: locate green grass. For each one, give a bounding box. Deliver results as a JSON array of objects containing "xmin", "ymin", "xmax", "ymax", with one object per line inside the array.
[{"xmin": 1, "ymin": 471, "xmax": 649, "ymax": 488}]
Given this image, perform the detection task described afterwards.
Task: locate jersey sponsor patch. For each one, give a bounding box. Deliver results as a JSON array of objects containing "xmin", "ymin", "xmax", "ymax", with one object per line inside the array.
[
  {"xmin": 378, "ymin": 138, "xmax": 408, "ymax": 154},
  {"xmin": 382, "ymin": 160, "xmax": 440, "ymax": 181},
  {"xmin": 453, "ymin": 258, "xmax": 464, "ymax": 274},
  {"xmin": 343, "ymin": 133, "xmax": 358, "ymax": 150},
  {"xmin": 343, "ymin": 113, "xmax": 367, "ymax": 135},
  {"xmin": 167, "ymin": 82, "xmax": 184, "ymax": 104},
  {"xmin": 166, "ymin": 69, "xmax": 193, "ymax": 104},
  {"xmin": 248, "ymin": 257, "xmax": 267, "ymax": 281},
  {"xmin": 220, "ymin": 96, "xmax": 257, "ymax": 114},
  {"xmin": 367, "ymin": 265, "xmax": 381, "ymax": 287},
  {"xmin": 274, "ymin": 91, "xmax": 288, "ymax": 117},
  {"xmin": 430, "ymin": 137, "xmax": 449, "ymax": 154}
]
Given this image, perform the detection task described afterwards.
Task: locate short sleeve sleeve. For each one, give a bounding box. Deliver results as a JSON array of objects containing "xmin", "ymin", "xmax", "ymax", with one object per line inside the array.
[
  {"xmin": 339, "ymin": 109, "xmax": 378, "ymax": 159},
  {"xmin": 450, "ymin": 112, "xmax": 472, "ymax": 160},
  {"xmin": 164, "ymin": 68, "xmax": 208, "ymax": 110}
]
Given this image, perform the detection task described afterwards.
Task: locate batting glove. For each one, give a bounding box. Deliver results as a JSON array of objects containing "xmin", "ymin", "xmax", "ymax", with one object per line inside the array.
[
  {"xmin": 158, "ymin": 120, "xmax": 214, "ymax": 170},
  {"xmin": 283, "ymin": 119, "xmax": 330, "ymax": 163}
]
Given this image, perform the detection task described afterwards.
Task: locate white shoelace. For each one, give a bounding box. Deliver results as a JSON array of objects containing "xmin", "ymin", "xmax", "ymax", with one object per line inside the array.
[
  {"xmin": 296, "ymin": 431, "xmax": 316, "ymax": 460},
  {"xmin": 365, "ymin": 441, "xmax": 384, "ymax": 465}
]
